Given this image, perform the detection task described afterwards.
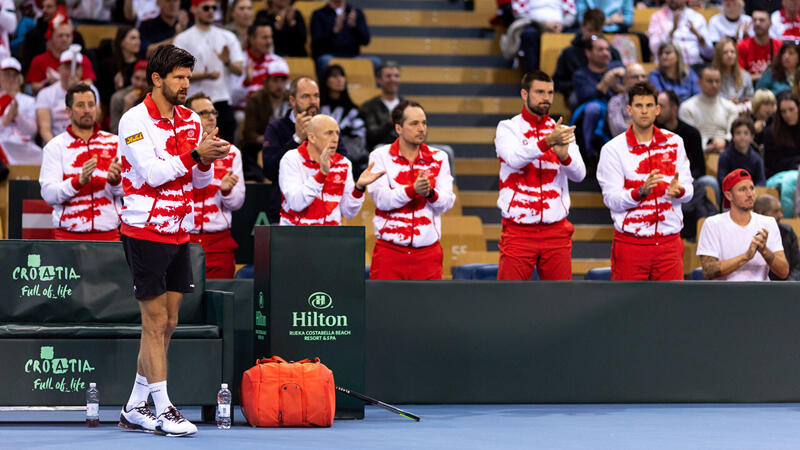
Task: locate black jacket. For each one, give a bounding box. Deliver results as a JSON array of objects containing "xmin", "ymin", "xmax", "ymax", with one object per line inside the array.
[
  {"xmin": 310, "ymin": 4, "xmax": 370, "ymax": 59},
  {"xmin": 770, "ymin": 222, "xmax": 800, "ymax": 280},
  {"xmin": 552, "ymin": 33, "xmax": 622, "ymax": 99}
]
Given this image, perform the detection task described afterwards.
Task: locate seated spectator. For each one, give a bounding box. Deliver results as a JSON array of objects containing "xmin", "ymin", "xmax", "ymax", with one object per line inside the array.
[
  {"xmin": 20, "ymin": 0, "xmax": 59, "ymax": 72},
  {"xmin": 26, "ymin": 22, "xmax": 96, "ymax": 94},
  {"xmin": 697, "ymin": 169, "xmax": 788, "ymax": 280},
  {"xmin": 138, "ymin": 0, "xmax": 189, "ymax": 58},
  {"xmin": 712, "ymin": 37, "xmax": 754, "ymax": 105},
  {"xmin": 755, "ymin": 41, "xmax": 799, "ymax": 95},
  {"xmin": 255, "ymin": 0, "xmax": 308, "ymax": 57},
  {"xmin": 242, "ymin": 59, "xmax": 291, "ymax": 181},
  {"xmin": 320, "ymin": 64, "xmax": 367, "ymax": 175},
  {"xmin": 113, "ymin": 26, "xmax": 142, "ymax": 92},
  {"xmin": 66, "ymin": 0, "xmax": 113, "ymax": 22},
  {"xmin": 234, "ymin": 23, "xmax": 286, "ymax": 112},
  {"xmin": 108, "ymin": 60, "xmax": 147, "ymax": 135},
  {"xmin": 679, "ymin": 66, "xmax": 739, "ymax": 154},
  {"xmin": 755, "ymin": 193, "xmax": 800, "ymax": 280},
  {"xmin": 225, "ymin": 0, "xmax": 253, "ymax": 48},
  {"xmin": 553, "ymin": 9, "xmax": 622, "ymax": 106},
  {"xmin": 362, "ymin": 61, "xmax": 402, "ymax": 151},
  {"xmin": 123, "ymin": 0, "xmax": 161, "ymax": 24},
  {"xmin": 737, "ymin": 8, "xmax": 782, "ymax": 85},
  {"xmin": 310, "ymin": 0, "xmax": 378, "ymax": 76},
  {"xmin": 708, "ymin": 0, "xmax": 751, "ymax": 43},
  {"xmin": 751, "ymin": 88, "xmax": 777, "ymax": 144},
  {"xmin": 35, "ymin": 49, "xmax": 100, "ymax": 143},
  {"xmin": 746, "ymin": 0, "xmax": 781, "ymax": 15},
  {"xmin": 718, "ymin": 117, "xmax": 767, "ymax": 189},
  {"xmin": 762, "ymin": 91, "xmax": 800, "ymax": 178},
  {"xmin": 607, "ymin": 62, "xmax": 647, "ymax": 137},
  {"xmin": 576, "ymin": 0, "xmax": 633, "ymax": 34},
  {"xmin": 186, "ymin": 92, "xmax": 245, "ymax": 279},
  {"xmin": 0, "ymin": 57, "xmax": 41, "ymax": 165},
  {"xmin": 648, "ymin": 0, "xmax": 712, "ymax": 67},
  {"xmin": 513, "ymin": 0, "xmax": 578, "ymax": 72},
  {"xmin": 648, "ymin": 41, "xmax": 699, "ymax": 103},
  {"xmin": 770, "ymin": 0, "xmax": 800, "ymax": 40},
  {"xmin": 10, "ymin": 3, "xmax": 35, "ymax": 58}
]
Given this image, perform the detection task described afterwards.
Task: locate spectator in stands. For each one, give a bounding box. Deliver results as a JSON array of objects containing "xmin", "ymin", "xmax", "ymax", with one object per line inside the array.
[
  {"xmin": 66, "ymin": 0, "xmax": 114, "ymax": 22},
  {"xmin": 310, "ymin": 0, "xmax": 376, "ymax": 75},
  {"xmin": 494, "ymin": 70, "xmax": 586, "ymax": 280},
  {"xmin": 185, "ymin": 92, "xmax": 245, "ymax": 279},
  {"xmin": 109, "ymin": 60, "xmax": 147, "ymax": 134},
  {"xmin": 746, "ymin": 0, "xmax": 781, "ymax": 15},
  {"xmin": 279, "ymin": 114, "xmax": 384, "ymax": 225},
  {"xmin": 571, "ymin": 35, "xmax": 624, "ymax": 159},
  {"xmin": 513, "ymin": 0, "xmax": 577, "ymax": 72},
  {"xmin": 553, "ymin": 9, "xmax": 623, "ymax": 106},
  {"xmin": 754, "ymin": 193, "xmax": 800, "ymax": 280},
  {"xmin": 0, "ymin": 0, "xmax": 15, "ymax": 60},
  {"xmin": 679, "ymin": 66, "xmax": 739, "ymax": 154},
  {"xmin": 762, "ymin": 91, "xmax": 800, "ymax": 178},
  {"xmin": 607, "ymin": 62, "xmax": 647, "ymax": 137},
  {"xmin": 755, "ymin": 41, "xmax": 799, "ymax": 95},
  {"xmin": 320, "ymin": 64, "xmax": 367, "ymax": 175},
  {"xmin": 712, "ymin": 37, "xmax": 754, "ymax": 104},
  {"xmin": 598, "ymin": 81, "xmax": 693, "ymax": 280},
  {"xmin": 20, "ymin": 0, "xmax": 58, "ymax": 72},
  {"xmin": 27, "ymin": 22, "xmax": 96, "ymax": 94},
  {"xmin": 35, "ymin": 49, "xmax": 100, "ymax": 143},
  {"xmin": 648, "ymin": 41, "xmax": 699, "ymax": 103},
  {"xmin": 708, "ymin": 0, "xmax": 751, "ymax": 42},
  {"xmin": 576, "ymin": 0, "xmax": 633, "ymax": 34},
  {"xmin": 123, "ymin": 0, "xmax": 161, "ymax": 25},
  {"xmin": 367, "ymin": 100, "xmax": 455, "ymax": 280},
  {"xmin": 737, "ymin": 8, "xmax": 782, "ymax": 84},
  {"xmin": 697, "ymin": 169, "xmax": 788, "ymax": 280},
  {"xmin": 770, "ymin": 0, "xmax": 800, "ymax": 40},
  {"xmin": 648, "ymin": 0, "xmax": 712, "ymax": 67},
  {"xmin": 225, "ymin": 0, "xmax": 253, "ymax": 48},
  {"xmin": 39, "ymin": 83, "xmax": 122, "ymax": 241},
  {"xmin": 751, "ymin": 88, "xmax": 777, "ymax": 144},
  {"xmin": 138, "ymin": 0, "xmax": 189, "ymax": 58},
  {"xmin": 235, "ymin": 23, "xmax": 286, "ymax": 113},
  {"xmin": 10, "ymin": 2, "xmax": 35, "ymax": 58},
  {"xmin": 174, "ymin": 0, "xmax": 244, "ymax": 143},
  {"xmin": 718, "ymin": 117, "xmax": 767, "ymax": 188},
  {"xmin": 113, "ymin": 26, "xmax": 142, "ymax": 91},
  {"xmin": 241, "ymin": 59, "xmax": 289, "ymax": 181},
  {"xmin": 0, "ymin": 57, "xmax": 40, "ymax": 165},
  {"xmin": 255, "ymin": 0, "xmax": 307, "ymax": 57},
  {"xmin": 362, "ymin": 61, "xmax": 402, "ymax": 151}
]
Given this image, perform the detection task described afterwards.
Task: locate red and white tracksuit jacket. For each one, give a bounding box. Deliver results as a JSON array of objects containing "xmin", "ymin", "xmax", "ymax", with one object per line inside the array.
[
  {"xmin": 191, "ymin": 144, "xmax": 245, "ymax": 232},
  {"xmin": 495, "ymin": 108, "xmax": 586, "ymax": 225},
  {"xmin": 367, "ymin": 140, "xmax": 455, "ymax": 247},
  {"xmin": 233, "ymin": 50, "xmax": 286, "ymax": 109},
  {"xmin": 597, "ymin": 126, "xmax": 694, "ymax": 238},
  {"xmin": 279, "ymin": 141, "xmax": 364, "ymax": 225},
  {"xmin": 118, "ymin": 93, "xmax": 213, "ymax": 244},
  {"xmin": 39, "ymin": 124, "xmax": 122, "ymax": 232}
]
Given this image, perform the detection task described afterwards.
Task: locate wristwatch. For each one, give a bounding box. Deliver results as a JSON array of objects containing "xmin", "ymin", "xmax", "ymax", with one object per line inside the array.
[{"xmin": 190, "ymin": 148, "xmax": 202, "ymax": 163}]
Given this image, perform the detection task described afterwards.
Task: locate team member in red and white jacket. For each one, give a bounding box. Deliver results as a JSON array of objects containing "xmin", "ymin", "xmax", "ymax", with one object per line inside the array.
[
  {"xmin": 367, "ymin": 100, "xmax": 456, "ymax": 280},
  {"xmin": 495, "ymin": 71, "xmax": 585, "ymax": 280},
  {"xmin": 40, "ymin": 83, "xmax": 122, "ymax": 241},
  {"xmin": 597, "ymin": 81, "xmax": 694, "ymax": 281},
  {"xmin": 186, "ymin": 93, "xmax": 245, "ymax": 279},
  {"xmin": 279, "ymin": 114, "xmax": 384, "ymax": 226}
]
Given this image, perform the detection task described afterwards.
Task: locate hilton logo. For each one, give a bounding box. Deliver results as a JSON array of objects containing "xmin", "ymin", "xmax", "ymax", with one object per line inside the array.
[{"xmin": 308, "ymin": 292, "xmax": 333, "ymax": 310}]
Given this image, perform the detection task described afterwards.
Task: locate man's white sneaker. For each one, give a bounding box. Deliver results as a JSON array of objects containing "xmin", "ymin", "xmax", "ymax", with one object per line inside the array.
[
  {"xmin": 155, "ymin": 406, "xmax": 197, "ymax": 437},
  {"xmin": 118, "ymin": 402, "xmax": 157, "ymax": 432}
]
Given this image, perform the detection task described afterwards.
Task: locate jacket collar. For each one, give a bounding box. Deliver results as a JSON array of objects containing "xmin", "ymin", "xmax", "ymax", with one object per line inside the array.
[
  {"xmin": 66, "ymin": 122, "xmax": 101, "ymax": 142},
  {"xmin": 389, "ymin": 138, "xmax": 433, "ymax": 163},
  {"xmin": 521, "ymin": 106, "xmax": 549, "ymax": 128},
  {"xmin": 625, "ymin": 125, "xmax": 667, "ymax": 148},
  {"xmin": 143, "ymin": 93, "xmax": 190, "ymax": 122}
]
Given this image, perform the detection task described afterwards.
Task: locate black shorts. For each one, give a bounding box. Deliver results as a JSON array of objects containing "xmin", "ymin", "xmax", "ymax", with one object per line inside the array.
[{"xmin": 121, "ymin": 235, "xmax": 194, "ymax": 300}]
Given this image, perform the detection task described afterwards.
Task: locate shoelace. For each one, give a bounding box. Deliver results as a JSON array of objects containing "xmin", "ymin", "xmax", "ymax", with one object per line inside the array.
[
  {"xmin": 134, "ymin": 404, "xmax": 156, "ymax": 420},
  {"xmin": 162, "ymin": 406, "xmax": 186, "ymax": 423}
]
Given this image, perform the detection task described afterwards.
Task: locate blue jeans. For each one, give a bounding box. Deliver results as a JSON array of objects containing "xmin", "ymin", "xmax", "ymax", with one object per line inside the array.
[
  {"xmin": 581, "ymin": 101, "xmax": 604, "ymax": 159},
  {"xmin": 519, "ymin": 26, "xmax": 541, "ymax": 72}
]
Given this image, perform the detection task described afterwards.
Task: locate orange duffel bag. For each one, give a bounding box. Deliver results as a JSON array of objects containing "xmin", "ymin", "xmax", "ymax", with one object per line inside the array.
[{"xmin": 240, "ymin": 356, "xmax": 336, "ymax": 427}]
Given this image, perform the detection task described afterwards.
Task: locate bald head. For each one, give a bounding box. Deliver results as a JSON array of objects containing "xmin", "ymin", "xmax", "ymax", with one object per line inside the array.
[
  {"xmin": 754, "ymin": 193, "xmax": 782, "ymax": 221},
  {"xmin": 623, "ymin": 63, "xmax": 647, "ymax": 89},
  {"xmin": 307, "ymin": 114, "xmax": 340, "ymax": 153}
]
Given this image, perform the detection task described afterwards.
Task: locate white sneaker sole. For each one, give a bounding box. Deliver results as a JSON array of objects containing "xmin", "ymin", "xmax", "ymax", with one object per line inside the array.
[{"xmin": 154, "ymin": 425, "xmax": 197, "ymax": 437}]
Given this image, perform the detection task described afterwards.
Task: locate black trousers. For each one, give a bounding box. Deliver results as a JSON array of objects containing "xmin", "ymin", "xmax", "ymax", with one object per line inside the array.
[{"xmin": 214, "ymin": 100, "xmax": 237, "ymax": 144}]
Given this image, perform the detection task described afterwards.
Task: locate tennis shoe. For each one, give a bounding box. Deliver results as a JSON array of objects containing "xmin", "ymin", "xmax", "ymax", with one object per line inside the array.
[
  {"xmin": 118, "ymin": 402, "xmax": 157, "ymax": 432},
  {"xmin": 155, "ymin": 406, "xmax": 197, "ymax": 437}
]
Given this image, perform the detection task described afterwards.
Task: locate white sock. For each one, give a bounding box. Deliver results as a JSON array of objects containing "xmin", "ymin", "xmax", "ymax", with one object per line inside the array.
[
  {"xmin": 149, "ymin": 381, "xmax": 173, "ymax": 416},
  {"xmin": 125, "ymin": 373, "xmax": 150, "ymax": 411}
]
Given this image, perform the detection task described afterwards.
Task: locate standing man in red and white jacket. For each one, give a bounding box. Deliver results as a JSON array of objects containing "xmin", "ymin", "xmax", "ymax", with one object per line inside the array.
[
  {"xmin": 367, "ymin": 100, "xmax": 455, "ymax": 280},
  {"xmin": 597, "ymin": 81, "xmax": 694, "ymax": 281},
  {"xmin": 495, "ymin": 71, "xmax": 586, "ymax": 280},
  {"xmin": 186, "ymin": 92, "xmax": 245, "ymax": 279},
  {"xmin": 279, "ymin": 114, "xmax": 384, "ymax": 225},
  {"xmin": 116, "ymin": 45, "xmax": 230, "ymax": 437},
  {"xmin": 40, "ymin": 83, "xmax": 122, "ymax": 241}
]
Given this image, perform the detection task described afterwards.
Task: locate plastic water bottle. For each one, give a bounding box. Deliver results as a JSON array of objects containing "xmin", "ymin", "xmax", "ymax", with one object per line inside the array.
[
  {"xmin": 86, "ymin": 382, "xmax": 99, "ymax": 428},
  {"xmin": 216, "ymin": 383, "xmax": 231, "ymax": 429}
]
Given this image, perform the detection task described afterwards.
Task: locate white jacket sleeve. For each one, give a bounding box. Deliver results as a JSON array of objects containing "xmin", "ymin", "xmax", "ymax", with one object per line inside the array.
[
  {"xmin": 367, "ymin": 151, "xmax": 415, "ymax": 211},
  {"xmin": 220, "ymin": 147, "xmax": 246, "ymax": 211},
  {"xmin": 339, "ymin": 160, "xmax": 365, "ymax": 219},
  {"xmin": 119, "ymin": 117, "xmax": 195, "ymax": 188},
  {"xmin": 561, "ymin": 141, "xmax": 586, "ymax": 182},
  {"xmin": 279, "ymin": 152, "xmax": 324, "ymax": 212},
  {"xmin": 671, "ymin": 138, "xmax": 694, "ymax": 205},
  {"xmin": 597, "ymin": 143, "xmax": 640, "ymax": 211},
  {"xmin": 494, "ymin": 120, "xmax": 548, "ymax": 170},
  {"xmin": 39, "ymin": 140, "xmax": 79, "ymax": 205},
  {"xmin": 426, "ymin": 152, "xmax": 456, "ymax": 215}
]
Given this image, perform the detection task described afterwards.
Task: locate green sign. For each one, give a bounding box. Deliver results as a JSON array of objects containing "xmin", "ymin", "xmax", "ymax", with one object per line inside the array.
[
  {"xmin": 13, "ymin": 253, "xmax": 81, "ymax": 300},
  {"xmin": 24, "ymin": 345, "xmax": 94, "ymax": 393}
]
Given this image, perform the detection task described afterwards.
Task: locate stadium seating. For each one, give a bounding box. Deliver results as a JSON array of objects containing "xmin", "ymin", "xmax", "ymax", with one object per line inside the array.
[
  {"xmin": 76, "ymin": 24, "xmax": 117, "ymax": 50},
  {"xmin": 584, "ymin": 267, "xmax": 611, "ymax": 280}
]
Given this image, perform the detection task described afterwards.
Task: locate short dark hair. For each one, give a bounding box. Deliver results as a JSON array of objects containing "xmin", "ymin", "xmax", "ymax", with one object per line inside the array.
[
  {"xmin": 65, "ymin": 83, "xmax": 96, "ymax": 108},
  {"xmin": 751, "ymin": 8, "xmax": 771, "ymax": 18},
  {"xmin": 391, "ymin": 100, "xmax": 425, "ymax": 126},
  {"xmin": 146, "ymin": 45, "xmax": 195, "ymax": 87},
  {"xmin": 289, "ymin": 76, "xmax": 315, "ymax": 98},
  {"xmin": 582, "ymin": 8, "xmax": 606, "ymax": 30},
  {"xmin": 627, "ymin": 81, "xmax": 658, "ymax": 105},
  {"xmin": 661, "ymin": 89, "xmax": 680, "ymax": 108},
  {"xmin": 731, "ymin": 116, "xmax": 755, "ymax": 135},
  {"xmin": 185, "ymin": 92, "xmax": 211, "ymax": 109},
  {"xmin": 699, "ymin": 65, "xmax": 720, "ymax": 79},
  {"xmin": 247, "ymin": 21, "xmax": 272, "ymax": 38},
  {"xmin": 521, "ymin": 71, "xmax": 552, "ymax": 91},
  {"xmin": 376, "ymin": 60, "xmax": 400, "ymax": 78}
]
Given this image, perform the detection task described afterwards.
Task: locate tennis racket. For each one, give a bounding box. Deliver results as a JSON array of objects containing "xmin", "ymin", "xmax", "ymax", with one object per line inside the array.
[{"xmin": 335, "ymin": 386, "xmax": 421, "ymax": 422}]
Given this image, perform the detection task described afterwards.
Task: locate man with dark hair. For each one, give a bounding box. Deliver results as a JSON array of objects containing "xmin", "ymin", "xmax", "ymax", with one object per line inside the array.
[
  {"xmin": 117, "ymin": 44, "xmax": 231, "ymax": 436},
  {"xmin": 362, "ymin": 61, "xmax": 402, "ymax": 150},
  {"xmin": 234, "ymin": 22, "xmax": 287, "ymax": 112},
  {"xmin": 310, "ymin": 0, "xmax": 375, "ymax": 75},
  {"xmin": 367, "ymin": 100, "xmax": 455, "ymax": 280},
  {"xmin": 679, "ymin": 66, "xmax": 739, "ymax": 154},
  {"xmin": 138, "ymin": 0, "xmax": 189, "ymax": 58},
  {"xmin": 738, "ymin": 8, "xmax": 782, "ymax": 83},
  {"xmin": 754, "ymin": 193, "xmax": 800, "ymax": 280},
  {"xmin": 597, "ymin": 81, "xmax": 694, "ymax": 280},
  {"xmin": 39, "ymin": 83, "xmax": 122, "ymax": 241},
  {"xmin": 494, "ymin": 70, "xmax": 585, "ymax": 280}
]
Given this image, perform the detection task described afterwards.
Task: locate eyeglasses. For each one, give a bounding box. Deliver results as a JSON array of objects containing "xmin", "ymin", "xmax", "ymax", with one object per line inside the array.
[
  {"xmin": 198, "ymin": 109, "xmax": 219, "ymax": 118},
  {"xmin": 201, "ymin": 4, "xmax": 217, "ymax": 12}
]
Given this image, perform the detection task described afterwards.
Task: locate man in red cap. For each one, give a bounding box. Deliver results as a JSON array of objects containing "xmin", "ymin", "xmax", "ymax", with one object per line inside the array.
[{"xmin": 697, "ymin": 169, "xmax": 789, "ymax": 281}]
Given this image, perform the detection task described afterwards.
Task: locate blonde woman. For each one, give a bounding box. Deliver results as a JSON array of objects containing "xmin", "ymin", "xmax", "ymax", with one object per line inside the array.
[
  {"xmin": 712, "ymin": 37, "xmax": 754, "ymax": 103},
  {"xmin": 648, "ymin": 41, "xmax": 699, "ymax": 103},
  {"xmin": 751, "ymin": 89, "xmax": 777, "ymax": 142}
]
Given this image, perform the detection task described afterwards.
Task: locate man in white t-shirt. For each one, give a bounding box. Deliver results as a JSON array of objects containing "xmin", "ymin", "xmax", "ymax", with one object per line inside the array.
[
  {"xmin": 697, "ymin": 169, "xmax": 788, "ymax": 281},
  {"xmin": 173, "ymin": 0, "xmax": 244, "ymax": 143}
]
